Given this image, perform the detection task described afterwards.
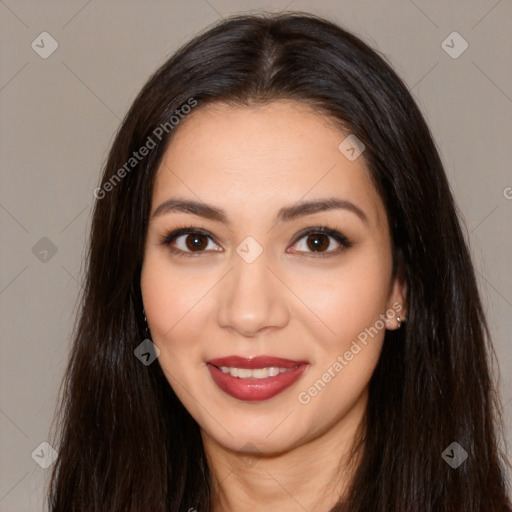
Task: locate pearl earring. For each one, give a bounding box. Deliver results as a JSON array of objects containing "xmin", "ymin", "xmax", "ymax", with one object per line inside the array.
[{"xmin": 396, "ymin": 316, "xmax": 407, "ymax": 328}]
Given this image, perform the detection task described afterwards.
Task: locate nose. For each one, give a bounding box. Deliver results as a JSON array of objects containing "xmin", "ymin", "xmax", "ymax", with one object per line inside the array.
[{"xmin": 216, "ymin": 250, "xmax": 290, "ymax": 338}]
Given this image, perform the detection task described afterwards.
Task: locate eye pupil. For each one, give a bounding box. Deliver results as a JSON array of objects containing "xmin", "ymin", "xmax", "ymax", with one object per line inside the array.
[
  {"xmin": 307, "ymin": 234, "xmax": 329, "ymax": 252},
  {"xmin": 186, "ymin": 234, "xmax": 207, "ymax": 251}
]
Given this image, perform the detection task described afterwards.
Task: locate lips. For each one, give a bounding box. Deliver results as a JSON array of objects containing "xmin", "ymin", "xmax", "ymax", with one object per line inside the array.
[
  {"xmin": 206, "ymin": 355, "xmax": 309, "ymax": 401},
  {"xmin": 207, "ymin": 355, "xmax": 307, "ymax": 369}
]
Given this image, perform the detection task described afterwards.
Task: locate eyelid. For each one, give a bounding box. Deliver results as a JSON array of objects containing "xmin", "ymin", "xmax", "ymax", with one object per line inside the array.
[
  {"xmin": 290, "ymin": 226, "xmax": 352, "ymax": 251},
  {"xmin": 158, "ymin": 224, "xmax": 221, "ymax": 255},
  {"xmin": 158, "ymin": 224, "xmax": 353, "ymax": 258}
]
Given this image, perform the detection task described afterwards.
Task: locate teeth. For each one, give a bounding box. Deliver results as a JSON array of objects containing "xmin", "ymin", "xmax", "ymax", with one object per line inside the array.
[
  {"xmin": 237, "ymin": 368, "xmax": 252, "ymax": 378},
  {"xmin": 268, "ymin": 367, "xmax": 280, "ymax": 377},
  {"xmin": 218, "ymin": 366, "xmax": 296, "ymax": 379},
  {"xmin": 252, "ymin": 368, "xmax": 269, "ymax": 379}
]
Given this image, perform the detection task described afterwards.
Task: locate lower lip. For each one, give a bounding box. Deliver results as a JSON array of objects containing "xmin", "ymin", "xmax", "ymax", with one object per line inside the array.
[{"xmin": 207, "ymin": 363, "xmax": 309, "ymax": 401}]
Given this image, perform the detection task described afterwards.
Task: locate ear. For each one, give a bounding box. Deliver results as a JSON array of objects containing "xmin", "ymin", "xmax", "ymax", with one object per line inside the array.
[{"xmin": 385, "ymin": 267, "xmax": 408, "ymax": 330}]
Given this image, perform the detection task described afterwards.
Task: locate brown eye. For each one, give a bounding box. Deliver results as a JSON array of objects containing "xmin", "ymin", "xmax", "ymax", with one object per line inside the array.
[
  {"xmin": 305, "ymin": 233, "xmax": 330, "ymax": 252},
  {"xmin": 184, "ymin": 233, "xmax": 209, "ymax": 251},
  {"xmin": 160, "ymin": 225, "xmax": 352, "ymax": 259},
  {"xmin": 159, "ymin": 227, "xmax": 222, "ymax": 257},
  {"xmin": 291, "ymin": 227, "xmax": 350, "ymax": 256},
  {"xmin": 172, "ymin": 232, "xmax": 221, "ymax": 254}
]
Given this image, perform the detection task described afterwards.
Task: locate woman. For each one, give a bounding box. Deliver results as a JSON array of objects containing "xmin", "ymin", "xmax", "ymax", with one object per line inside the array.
[{"xmin": 46, "ymin": 11, "xmax": 512, "ymax": 512}]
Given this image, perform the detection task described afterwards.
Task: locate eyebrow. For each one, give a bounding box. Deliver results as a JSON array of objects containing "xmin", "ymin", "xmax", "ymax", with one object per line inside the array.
[{"xmin": 151, "ymin": 196, "xmax": 369, "ymax": 226}]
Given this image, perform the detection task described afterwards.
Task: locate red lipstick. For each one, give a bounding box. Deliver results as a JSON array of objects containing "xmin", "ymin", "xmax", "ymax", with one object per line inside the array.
[{"xmin": 206, "ymin": 356, "xmax": 309, "ymax": 401}]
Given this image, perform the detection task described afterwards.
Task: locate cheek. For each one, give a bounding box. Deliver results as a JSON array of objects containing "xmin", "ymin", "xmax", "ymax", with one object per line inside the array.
[
  {"xmin": 290, "ymin": 251, "xmax": 391, "ymax": 417},
  {"xmin": 286, "ymin": 248, "xmax": 392, "ymax": 354},
  {"xmin": 140, "ymin": 252, "xmax": 217, "ymax": 360}
]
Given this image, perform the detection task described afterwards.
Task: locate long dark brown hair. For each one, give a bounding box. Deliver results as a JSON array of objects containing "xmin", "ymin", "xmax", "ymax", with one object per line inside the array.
[{"xmin": 46, "ymin": 11, "xmax": 512, "ymax": 511}]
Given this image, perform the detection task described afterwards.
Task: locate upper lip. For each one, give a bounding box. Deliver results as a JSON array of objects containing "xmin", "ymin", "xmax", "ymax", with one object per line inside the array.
[{"xmin": 207, "ymin": 355, "xmax": 309, "ymax": 369}]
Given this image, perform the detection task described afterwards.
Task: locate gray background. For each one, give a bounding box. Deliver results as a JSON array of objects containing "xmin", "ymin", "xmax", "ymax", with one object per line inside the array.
[{"xmin": 1, "ymin": 0, "xmax": 511, "ymax": 510}]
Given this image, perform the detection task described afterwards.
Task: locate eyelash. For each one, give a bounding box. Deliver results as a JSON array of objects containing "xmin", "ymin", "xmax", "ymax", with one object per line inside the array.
[{"xmin": 158, "ymin": 223, "xmax": 353, "ymax": 259}]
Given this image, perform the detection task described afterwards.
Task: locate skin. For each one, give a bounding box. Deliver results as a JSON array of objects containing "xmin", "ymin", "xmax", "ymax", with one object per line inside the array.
[{"xmin": 140, "ymin": 100, "xmax": 407, "ymax": 511}]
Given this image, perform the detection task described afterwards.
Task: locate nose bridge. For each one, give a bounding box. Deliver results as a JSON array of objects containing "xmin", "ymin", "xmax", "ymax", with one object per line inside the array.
[{"xmin": 216, "ymin": 244, "xmax": 290, "ymax": 337}]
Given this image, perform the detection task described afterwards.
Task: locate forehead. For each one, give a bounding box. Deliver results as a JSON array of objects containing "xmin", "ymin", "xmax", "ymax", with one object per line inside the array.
[{"xmin": 151, "ymin": 100, "xmax": 388, "ymax": 231}]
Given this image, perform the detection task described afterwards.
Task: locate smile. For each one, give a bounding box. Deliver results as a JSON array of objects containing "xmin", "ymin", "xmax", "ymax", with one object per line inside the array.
[
  {"xmin": 218, "ymin": 366, "xmax": 296, "ymax": 379},
  {"xmin": 206, "ymin": 355, "xmax": 309, "ymax": 401}
]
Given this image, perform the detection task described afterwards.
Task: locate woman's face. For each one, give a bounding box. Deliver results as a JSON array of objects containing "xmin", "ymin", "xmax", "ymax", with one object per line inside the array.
[{"xmin": 141, "ymin": 100, "xmax": 406, "ymax": 455}]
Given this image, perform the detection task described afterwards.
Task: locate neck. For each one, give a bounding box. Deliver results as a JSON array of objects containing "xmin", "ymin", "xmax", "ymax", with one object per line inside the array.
[{"xmin": 203, "ymin": 390, "xmax": 367, "ymax": 512}]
